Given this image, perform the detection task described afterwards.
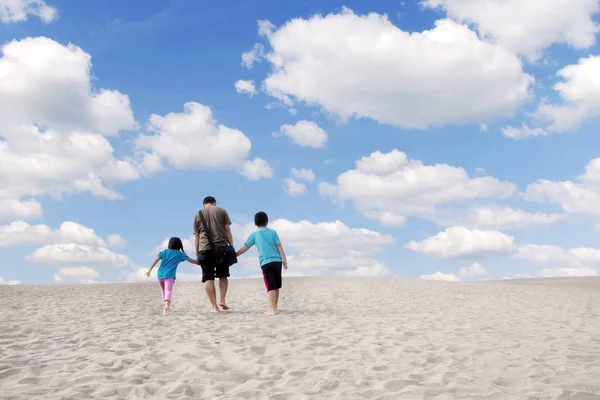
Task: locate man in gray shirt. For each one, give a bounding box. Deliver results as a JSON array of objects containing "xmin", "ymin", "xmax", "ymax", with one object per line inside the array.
[{"xmin": 194, "ymin": 196, "xmax": 234, "ymax": 312}]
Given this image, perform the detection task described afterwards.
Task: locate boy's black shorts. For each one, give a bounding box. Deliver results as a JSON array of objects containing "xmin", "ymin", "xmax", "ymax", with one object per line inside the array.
[{"xmin": 261, "ymin": 261, "xmax": 282, "ymax": 292}]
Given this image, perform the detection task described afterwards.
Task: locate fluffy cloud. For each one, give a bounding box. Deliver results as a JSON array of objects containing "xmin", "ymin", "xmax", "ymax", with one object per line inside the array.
[
  {"xmin": 516, "ymin": 244, "xmax": 600, "ymax": 265},
  {"xmin": 283, "ymin": 179, "xmax": 306, "ymax": 196},
  {"xmin": 457, "ymin": 263, "xmax": 488, "ymax": 279},
  {"xmin": 320, "ymin": 150, "xmax": 516, "ymax": 226},
  {"xmin": 523, "ymin": 157, "xmax": 600, "ymax": 219},
  {"xmin": 291, "ymin": 168, "xmax": 315, "ymax": 182},
  {"xmin": 0, "ymin": 198, "xmax": 42, "ymax": 221},
  {"xmin": 420, "ymin": 272, "xmax": 460, "ymax": 282},
  {"xmin": 234, "ymin": 79, "xmax": 256, "ymax": 96},
  {"xmin": 241, "ymin": 158, "xmax": 273, "ymax": 180},
  {"xmin": 501, "ymin": 124, "xmax": 548, "ymax": 140},
  {"xmin": 421, "ymin": 262, "xmax": 488, "ymax": 282},
  {"xmin": 53, "ymin": 267, "xmax": 100, "ymax": 284},
  {"xmin": 0, "ymin": 221, "xmax": 125, "ymax": 248},
  {"xmin": 0, "ymin": 277, "xmax": 21, "ymax": 285},
  {"xmin": 537, "ymin": 267, "xmax": 598, "ymax": 278},
  {"xmin": 26, "ymin": 244, "xmax": 129, "ymax": 267},
  {"xmin": 276, "ymin": 120, "xmax": 327, "ymax": 148},
  {"xmin": 135, "ymin": 102, "xmax": 252, "ymax": 170},
  {"xmin": 537, "ymin": 56, "xmax": 600, "ymax": 133},
  {"xmin": 431, "ymin": 207, "xmax": 567, "ymax": 230},
  {"xmin": 0, "ymin": 37, "xmax": 141, "ymax": 217},
  {"xmin": 253, "ymin": 8, "xmax": 532, "ymax": 129},
  {"xmin": 234, "ymin": 219, "xmax": 395, "ymax": 277},
  {"xmin": 422, "ymin": 0, "xmax": 600, "ymax": 60},
  {"xmin": 241, "ymin": 43, "xmax": 264, "ymax": 68},
  {"xmin": 511, "ymin": 243, "xmax": 599, "ymax": 279},
  {"xmin": 407, "ymin": 226, "xmax": 515, "ymax": 259},
  {"xmin": 0, "ymin": 0, "xmax": 58, "ymax": 23}
]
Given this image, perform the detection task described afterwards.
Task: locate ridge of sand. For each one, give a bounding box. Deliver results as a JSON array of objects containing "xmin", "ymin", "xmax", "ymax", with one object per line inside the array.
[{"xmin": 1, "ymin": 277, "xmax": 600, "ymax": 399}]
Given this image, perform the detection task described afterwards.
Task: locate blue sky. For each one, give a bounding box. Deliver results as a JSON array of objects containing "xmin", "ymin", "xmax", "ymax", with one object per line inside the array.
[{"xmin": 1, "ymin": 0, "xmax": 600, "ymax": 285}]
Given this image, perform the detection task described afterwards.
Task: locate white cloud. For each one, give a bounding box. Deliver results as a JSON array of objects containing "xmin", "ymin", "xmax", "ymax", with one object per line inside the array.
[
  {"xmin": 255, "ymin": 8, "xmax": 532, "ymax": 129},
  {"xmin": 522, "ymin": 157, "xmax": 600, "ymax": 219},
  {"xmin": 407, "ymin": 226, "xmax": 515, "ymax": 259},
  {"xmin": 516, "ymin": 244, "xmax": 600, "ymax": 265},
  {"xmin": 106, "ymin": 234, "xmax": 127, "ymax": 248},
  {"xmin": 284, "ymin": 179, "xmax": 306, "ymax": 196},
  {"xmin": 420, "ymin": 272, "xmax": 460, "ymax": 282},
  {"xmin": 511, "ymin": 243, "xmax": 600, "ymax": 278},
  {"xmin": 290, "ymin": 168, "xmax": 315, "ymax": 182},
  {"xmin": 432, "ymin": 207, "xmax": 567, "ymax": 230},
  {"xmin": 233, "ymin": 218, "xmax": 395, "ymax": 277},
  {"xmin": 0, "ymin": 221, "xmax": 125, "ymax": 248},
  {"xmin": 536, "ymin": 56, "xmax": 600, "ymax": 133},
  {"xmin": 53, "ymin": 267, "xmax": 100, "ymax": 284},
  {"xmin": 26, "ymin": 244, "xmax": 129, "ymax": 267},
  {"xmin": 501, "ymin": 124, "xmax": 548, "ymax": 140},
  {"xmin": 241, "ymin": 158, "xmax": 273, "ymax": 180},
  {"xmin": 277, "ymin": 120, "xmax": 328, "ymax": 148},
  {"xmin": 234, "ymin": 79, "xmax": 256, "ymax": 97},
  {"xmin": 422, "ymin": 0, "xmax": 600, "ymax": 60},
  {"xmin": 320, "ymin": 150, "xmax": 517, "ymax": 225},
  {"xmin": 241, "ymin": 43, "xmax": 264, "ymax": 68},
  {"xmin": 0, "ymin": 198, "xmax": 42, "ymax": 221},
  {"xmin": 0, "ymin": 0, "xmax": 58, "ymax": 23},
  {"xmin": 421, "ymin": 262, "xmax": 488, "ymax": 283},
  {"xmin": 0, "ymin": 37, "xmax": 141, "ymax": 213},
  {"xmin": 457, "ymin": 262, "xmax": 488, "ymax": 279},
  {"xmin": 135, "ymin": 102, "xmax": 252, "ymax": 170},
  {"xmin": 537, "ymin": 267, "xmax": 598, "ymax": 278},
  {"xmin": 0, "ymin": 277, "xmax": 21, "ymax": 285}
]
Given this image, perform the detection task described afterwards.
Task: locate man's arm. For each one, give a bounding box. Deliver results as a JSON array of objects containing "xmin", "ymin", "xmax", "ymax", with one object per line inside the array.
[
  {"xmin": 194, "ymin": 233, "xmax": 200, "ymax": 255},
  {"xmin": 224, "ymin": 224, "xmax": 234, "ymax": 248}
]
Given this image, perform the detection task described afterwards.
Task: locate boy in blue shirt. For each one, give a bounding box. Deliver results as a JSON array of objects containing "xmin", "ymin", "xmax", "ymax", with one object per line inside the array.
[{"xmin": 236, "ymin": 212, "xmax": 288, "ymax": 315}]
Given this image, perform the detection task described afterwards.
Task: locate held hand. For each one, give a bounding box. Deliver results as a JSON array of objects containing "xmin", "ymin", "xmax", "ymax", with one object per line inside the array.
[
  {"xmin": 283, "ymin": 260, "xmax": 288, "ymax": 269},
  {"xmin": 145, "ymin": 271, "xmax": 151, "ymax": 277}
]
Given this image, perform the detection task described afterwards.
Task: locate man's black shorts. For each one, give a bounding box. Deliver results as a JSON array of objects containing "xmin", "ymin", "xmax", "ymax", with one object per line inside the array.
[
  {"xmin": 198, "ymin": 250, "xmax": 230, "ymax": 283},
  {"xmin": 261, "ymin": 261, "xmax": 282, "ymax": 292}
]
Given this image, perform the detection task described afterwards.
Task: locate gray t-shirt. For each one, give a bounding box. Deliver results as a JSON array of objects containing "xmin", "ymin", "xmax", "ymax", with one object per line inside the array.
[{"xmin": 193, "ymin": 206, "xmax": 232, "ymax": 252}]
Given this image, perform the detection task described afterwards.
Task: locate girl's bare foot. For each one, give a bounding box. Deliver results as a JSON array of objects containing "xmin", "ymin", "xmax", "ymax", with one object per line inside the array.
[{"xmin": 163, "ymin": 304, "xmax": 170, "ymax": 316}]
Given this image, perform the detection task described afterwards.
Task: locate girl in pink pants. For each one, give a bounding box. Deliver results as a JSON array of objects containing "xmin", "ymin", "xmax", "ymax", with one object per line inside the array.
[{"xmin": 146, "ymin": 237, "xmax": 198, "ymax": 316}]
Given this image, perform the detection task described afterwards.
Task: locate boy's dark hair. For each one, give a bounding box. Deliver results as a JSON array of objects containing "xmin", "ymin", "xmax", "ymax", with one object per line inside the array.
[
  {"xmin": 254, "ymin": 211, "xmax": 268, "ymax": 227},
  {"xmin": 203, "ymin": 196, "xmax": 216, "ymax": 205},
  {"xmin": 167, "ymin": 237, "xmax": 184, "ymax": 253}
]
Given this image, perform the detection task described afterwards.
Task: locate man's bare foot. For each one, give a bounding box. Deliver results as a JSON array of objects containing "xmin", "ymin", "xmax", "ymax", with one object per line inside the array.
[
  {"xmin": 219, "ymin": 303, "xmax": 229, "ymax": 310},
  {"xmin": 210, "ymin": 307, "xmax": 220, "ymax": 313},
  {"xmin": 264, "ymin": 310, "xmax": 277, "ymax": 315}
]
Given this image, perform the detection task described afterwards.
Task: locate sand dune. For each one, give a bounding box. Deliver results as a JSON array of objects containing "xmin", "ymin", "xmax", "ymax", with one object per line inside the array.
[{"xmin": 1, "ymin": 277, "xmax": 600, "ymax": 399}]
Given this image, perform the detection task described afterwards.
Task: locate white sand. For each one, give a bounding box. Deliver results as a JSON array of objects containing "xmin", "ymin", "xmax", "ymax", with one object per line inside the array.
[{"xmin": 2, "ymin": 277, "xmax": 600, "ymax": 399}]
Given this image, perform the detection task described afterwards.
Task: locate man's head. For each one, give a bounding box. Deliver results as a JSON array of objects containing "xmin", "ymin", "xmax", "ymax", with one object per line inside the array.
[
  {"xmin": 203, "ymin": 196, "xmax": 216, "ymax": 207},
  {"xmin": 254, "ymin": 211, "xmax": 268, "ymax": 227}
]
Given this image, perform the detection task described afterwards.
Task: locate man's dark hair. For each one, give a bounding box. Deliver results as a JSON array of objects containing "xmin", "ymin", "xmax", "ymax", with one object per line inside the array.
[
  {"xmin": 203, "ymin": 196, "xmax": 216, "ymax": 205},
  {"xmin": 167, "ymin": 237, "xmax": 184, "ymax": 252},
  {"xmin": 254, "ymin": 211, "xmax": 268, "ymax": 227}
]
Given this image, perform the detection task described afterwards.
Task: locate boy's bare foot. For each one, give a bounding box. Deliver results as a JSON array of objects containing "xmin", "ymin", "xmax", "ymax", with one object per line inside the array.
[{"xmin": 219, "ymin": 303, "xmax": 229, "ymax": 310}]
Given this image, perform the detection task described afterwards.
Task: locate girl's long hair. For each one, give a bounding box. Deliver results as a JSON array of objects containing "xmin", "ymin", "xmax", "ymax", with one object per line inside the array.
[{"xmin": 167, "ymin": 237, "xmax": 184, "ymax": 253}]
